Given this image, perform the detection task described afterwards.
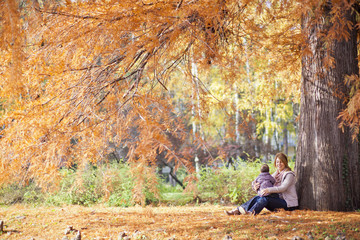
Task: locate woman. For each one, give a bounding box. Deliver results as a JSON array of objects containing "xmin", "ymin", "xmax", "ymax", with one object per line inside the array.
[{"xmin": 225, "ymin": 153, "xmax": 298, "ymax": 215}]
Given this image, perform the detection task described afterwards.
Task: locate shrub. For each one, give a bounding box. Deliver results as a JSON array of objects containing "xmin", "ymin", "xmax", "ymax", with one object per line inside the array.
[
  {"xmin": 0, "ymin": 182, "xmax": 44, "ymax": 205},
  {"xmin": 106, "ymin": 163, "xmax": 134, "ymax": 207},
  {"xmin": 45, "ymin": 167, "xmax": 101, "ymax": 206},
  {"xmin": 46, "ymin": 163, "xmax": 135, "ymax": 206},
  {"xmin": 0, "ymin": 157, "xmax": 293, "ymax": 207},
  {"xmin": 196, "ymin": 158, "xmax": 269, "ymax": 204}
]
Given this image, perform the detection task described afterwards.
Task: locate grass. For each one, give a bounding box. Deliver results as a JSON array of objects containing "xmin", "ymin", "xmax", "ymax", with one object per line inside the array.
[
  {"xmin": 0, "ymin": 204, "xmax": 359, "ymax": 239},
  {"xmin": 4, "ymin": 159, "xmax": 355, "ymax": 239},
  {"xmin": 0, "ymin": 159, "xmax": 269, "ymax": 207}
]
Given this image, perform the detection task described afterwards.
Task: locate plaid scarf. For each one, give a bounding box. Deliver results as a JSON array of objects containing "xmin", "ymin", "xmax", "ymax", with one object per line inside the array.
[{"xmin": 273, "ymin": 168, "xmax": 291, "ymax": 186}]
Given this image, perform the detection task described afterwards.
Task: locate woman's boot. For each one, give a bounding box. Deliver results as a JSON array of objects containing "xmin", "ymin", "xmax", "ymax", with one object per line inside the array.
[{"xmin": 224, "ymin": 208, "xmax": 240, "ymax": 215}]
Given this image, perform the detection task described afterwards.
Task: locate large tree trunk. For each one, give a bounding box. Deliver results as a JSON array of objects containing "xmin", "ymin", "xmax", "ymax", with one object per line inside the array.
[{"xmin": 296, "ymin": 4, "xmax": 360, "ymax": 211}]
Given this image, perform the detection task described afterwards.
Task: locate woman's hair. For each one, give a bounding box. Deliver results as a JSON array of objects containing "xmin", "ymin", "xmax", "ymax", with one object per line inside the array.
[{"xmin": 274, "ymin": 152, "xmax": 291, "ymax": 171}]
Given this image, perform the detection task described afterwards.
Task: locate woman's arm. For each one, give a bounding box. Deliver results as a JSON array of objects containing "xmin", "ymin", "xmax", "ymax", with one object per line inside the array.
[
  {"xmin": 266, "ymin": 173, "xmax": 295, "ymax": 193},
  {"xmin": 260, "ymin": 173, "xmax": 295, "ymax": 195}
]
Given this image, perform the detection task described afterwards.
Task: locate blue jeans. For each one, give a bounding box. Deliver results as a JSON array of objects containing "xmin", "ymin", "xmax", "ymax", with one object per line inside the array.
[{"xmin": 240, "ymin": 195, "xmax": 287, "ymax": 215}]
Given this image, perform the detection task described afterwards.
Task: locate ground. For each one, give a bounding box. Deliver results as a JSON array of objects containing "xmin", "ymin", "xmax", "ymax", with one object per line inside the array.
[{"xmin": 0, "ymin": 204, "xmax": 359, "ymax": 239}]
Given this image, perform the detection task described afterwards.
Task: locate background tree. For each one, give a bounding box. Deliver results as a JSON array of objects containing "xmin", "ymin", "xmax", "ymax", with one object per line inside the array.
[
  {"xmin": 296, "ymin": 0, "xmax": 360, "ymax": 211},
  {"xmin": 0, "ymin": 0, "xmax": 359, "ymax": 210}
]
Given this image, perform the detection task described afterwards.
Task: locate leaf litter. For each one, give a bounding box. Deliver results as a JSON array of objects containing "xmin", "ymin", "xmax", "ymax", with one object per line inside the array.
[{"xmin": 0, "ymin": 204, "xmax": 359, "ymax": 239}]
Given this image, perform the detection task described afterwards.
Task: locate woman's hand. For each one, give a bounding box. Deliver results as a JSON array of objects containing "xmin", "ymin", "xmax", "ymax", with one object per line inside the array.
[
  {"xmin": 253, "ymin": 182, "xmax": 260, "ymax": 191},
  {"xmin": 260, "ymin": 188, "xmax": 270, "ymax": 196}
]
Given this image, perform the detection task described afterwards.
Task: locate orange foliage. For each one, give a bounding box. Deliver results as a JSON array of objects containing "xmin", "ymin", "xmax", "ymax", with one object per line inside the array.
[
  {"xmin": 0, "ymin": 0, "xmax": 359, "ymax": 193},
  {"xmin": 339, "ymin": 74, "xmax": 360, "ymax": 140}
]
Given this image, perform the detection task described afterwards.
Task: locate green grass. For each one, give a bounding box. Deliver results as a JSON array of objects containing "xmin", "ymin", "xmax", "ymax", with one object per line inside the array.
[{"xmin": 0, "ymin": 157, "xmax": 292, "ymax": 207}]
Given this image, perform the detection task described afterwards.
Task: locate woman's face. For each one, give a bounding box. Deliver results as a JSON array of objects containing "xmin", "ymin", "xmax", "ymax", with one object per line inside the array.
[{"xmin": 276, "ymin": 158, "xmax": 285, "ymax": 171}]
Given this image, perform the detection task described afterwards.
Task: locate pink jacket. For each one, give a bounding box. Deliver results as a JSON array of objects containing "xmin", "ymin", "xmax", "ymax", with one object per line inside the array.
[{"xmin": 267, "ymin": 171, "xmax": 298, "ymax": 208}]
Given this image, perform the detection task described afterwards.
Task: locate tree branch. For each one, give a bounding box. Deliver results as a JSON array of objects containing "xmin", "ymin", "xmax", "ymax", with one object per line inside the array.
[{"xmin": 159, "ymin": 158, "xmax": 185, "ymax": 189}]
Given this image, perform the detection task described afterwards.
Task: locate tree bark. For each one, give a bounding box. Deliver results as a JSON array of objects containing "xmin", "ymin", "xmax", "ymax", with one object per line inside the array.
[{"xmin": 296, "ymin": 5, "xmax": 360, "ymax": 211}]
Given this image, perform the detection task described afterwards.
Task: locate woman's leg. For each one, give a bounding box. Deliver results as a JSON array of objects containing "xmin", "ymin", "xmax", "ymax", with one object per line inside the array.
[
  {"xmin": 248, "ymin": 196, "xmax": 268, "ymax": 215},
  {"xmin": 226, "ymin": 196, "xmax": 261, "ymax": 215},
  {"xmin": 264, "ymin": 196, "xmax": 287, "ymax": 212},
  {"xmin": 240, "ymin": 196, "xmax": 260, "ymax": 212},
  {"xmin": 248, "ymin": 196, "xmax": 288, "ymax": 215}
]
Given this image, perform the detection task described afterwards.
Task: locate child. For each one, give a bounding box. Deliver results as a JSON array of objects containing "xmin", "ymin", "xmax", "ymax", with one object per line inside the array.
[
  {"xmin": 253, "ymin": 164, "xmax": 277, "ymax": 197},
  {"xmin": 225, "ymin": 163, "xmax": 278, "ymax": 215}
]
